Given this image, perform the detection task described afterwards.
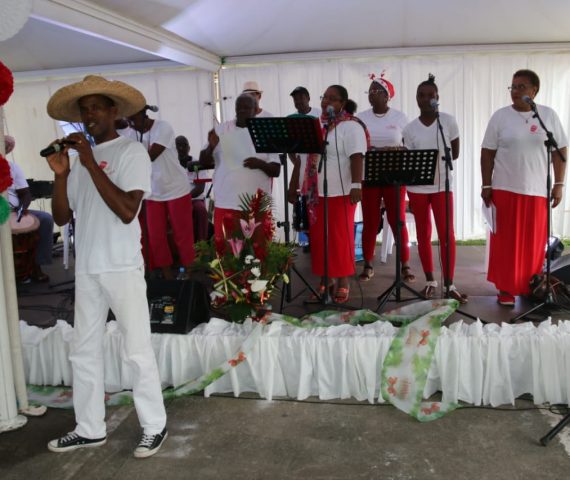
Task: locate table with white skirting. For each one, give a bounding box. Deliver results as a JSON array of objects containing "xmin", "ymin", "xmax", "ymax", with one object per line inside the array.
[{"xmin": 19, "ymin": 317, "xmax": 570, "ymax": 407}]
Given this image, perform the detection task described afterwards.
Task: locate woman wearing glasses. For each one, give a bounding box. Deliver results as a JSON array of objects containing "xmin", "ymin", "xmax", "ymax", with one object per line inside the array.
[
  {"xmin": 481, "ymin": 69, "xmax": 568, "ymax": 306},
  {"xmin": 402, "ymin": 74, "xmax": 467, "ymax": 303},
  {"xmin": 357, "ymin": 73, "xmax": 414, "ymax": 283},
  {"xmin": 309, "ymin": 85, "xmax": 367, "ymax": 303}
]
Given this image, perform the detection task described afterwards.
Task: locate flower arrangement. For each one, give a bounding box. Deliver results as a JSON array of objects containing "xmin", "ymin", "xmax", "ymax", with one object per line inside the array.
[{"xmin": 194, "ymin": 189, "xmax": 295, "ymax": 323}]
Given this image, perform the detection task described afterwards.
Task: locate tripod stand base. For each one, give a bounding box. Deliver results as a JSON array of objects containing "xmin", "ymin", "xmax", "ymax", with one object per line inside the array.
[
  {"xmin": 540, "ymin": 412, "xmax": 570, "ymax": 446},
  {"xmin": 376, "ymin": 281, "xmax": 426, "ymax": 313},
  {"xmin": 511, "ymin": 298, "xmax": 570, "ymax": 323}
]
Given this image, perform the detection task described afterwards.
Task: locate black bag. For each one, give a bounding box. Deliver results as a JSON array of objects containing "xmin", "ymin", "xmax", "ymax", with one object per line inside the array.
[{"xmin": 529, "ymin": 273, "xmax": 570, "ymax": 304}]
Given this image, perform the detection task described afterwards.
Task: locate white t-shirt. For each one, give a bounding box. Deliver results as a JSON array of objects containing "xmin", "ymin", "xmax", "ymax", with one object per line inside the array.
[
  {"xmin": 8, "ymin": 162, "xmax": 29, "ymax": 208},
  {"xmin": 357, "ymin": 108, "xmax": 408, "ymax": 148},
  {"xmin": 67, "ymin": 136, "xmax": 151, "ymax": 274},
  {"xmin": 320, "ymin": 120, "xmax": 368, "ymax": 197},
  {"xmin": 212, "ymin": 120, "xmax": 280, "ymax": 210},
  {"xmin": 403, "ymin": 113, "xmax": 460, "ymax": 194},
  {"xmin": 123, "ymin": 120, "xmax": 190, "ymax": 201},
  {"xmin": 481, "ymin": 105, "xmax": 568, "ymax": 198},
  {"xmin": 257, "ymin": 109, "xmax": 274, "ymax": 118}
]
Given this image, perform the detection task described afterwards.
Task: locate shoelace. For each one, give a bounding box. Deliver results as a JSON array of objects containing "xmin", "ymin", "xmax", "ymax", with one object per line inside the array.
[
  {"xmin": 61, "ymin": 432, "xmax": 79, "ymax": 444},
  {"xmin": 138, "ymin": 433, "xmax": 155, "ymax": 448}
]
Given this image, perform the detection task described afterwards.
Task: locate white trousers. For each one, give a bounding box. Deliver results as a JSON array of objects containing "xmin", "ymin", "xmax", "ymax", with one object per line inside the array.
[{"xmin": 70, "ymin": 268, "xmax": 166, "ymax": 439}]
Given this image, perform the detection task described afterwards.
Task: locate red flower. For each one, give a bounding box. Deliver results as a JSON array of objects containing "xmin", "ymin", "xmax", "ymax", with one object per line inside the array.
[
  {"xmin": 0, "ymin": 62, "xmax": 14, "ymax": 107},
  {"xmin": 0, "ymin": 154, "xmax": 13, "ymax": 192}
]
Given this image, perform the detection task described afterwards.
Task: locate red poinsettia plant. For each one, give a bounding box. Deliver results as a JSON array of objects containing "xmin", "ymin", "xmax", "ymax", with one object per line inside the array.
[{"xmin": 194, "ymin": 189, "xmax": 295, "ymax": 323}]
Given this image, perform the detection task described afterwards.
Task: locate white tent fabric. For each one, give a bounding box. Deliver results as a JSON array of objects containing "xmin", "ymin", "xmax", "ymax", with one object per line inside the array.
[{"xmin": 19, "ymin": 317, "xmax": 570, "ymax": 407}]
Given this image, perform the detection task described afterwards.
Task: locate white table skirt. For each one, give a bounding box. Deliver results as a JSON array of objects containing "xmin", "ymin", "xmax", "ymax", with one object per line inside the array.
[{"xmin": 19, "ymin": 318, "xmax": 570, "ymax": 407}]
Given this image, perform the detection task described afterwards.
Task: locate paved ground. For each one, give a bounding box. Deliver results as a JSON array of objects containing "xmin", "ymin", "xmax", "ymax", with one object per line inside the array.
[{"xmin": 3, "ymin": 245, "xmax": 570, "ymax": 479}]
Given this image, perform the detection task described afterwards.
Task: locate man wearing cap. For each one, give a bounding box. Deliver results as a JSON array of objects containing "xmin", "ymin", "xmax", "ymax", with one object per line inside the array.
[
  {"xmin": 242, "ymin": 80, "xmax": 273, "ymax": 118},
  {"xmin": 44, "ymin": 75, "xmax": 167, "ymax": 458},
  {"xmin": 290, "ymin": 86, "xmax": 321, "ymax": 118}
]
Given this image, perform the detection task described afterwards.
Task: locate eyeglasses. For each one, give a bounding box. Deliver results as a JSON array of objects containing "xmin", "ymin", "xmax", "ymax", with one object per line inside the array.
[
  {"xmin": 508, "ymin": 84, "xmax": 530, "ymax": 92},
  {"xmin": 320, "ymin": 95, "xmax": 342, "ymax": 102}
]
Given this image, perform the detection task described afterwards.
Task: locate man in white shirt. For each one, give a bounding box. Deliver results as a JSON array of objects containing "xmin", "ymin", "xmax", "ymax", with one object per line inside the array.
[
  {"xmin": 290, "ymin": 86, "xmax": 321, "ymax": 118},
  {"xmin": 44, "ymin": 75, "xmax": 167, "ymax": 458},
  {"xmin": 199, "ymin": 94, "xmax": 281, "ymax": 252}
]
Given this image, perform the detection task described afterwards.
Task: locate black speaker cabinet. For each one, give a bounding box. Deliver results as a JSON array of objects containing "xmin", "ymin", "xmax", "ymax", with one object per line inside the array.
[
  {"xmin": 551, "ymin": 254, "xmax": 570, "ymax": 284},
  {"xmin": 147, "ymin": 279, "xmax": 210, "ymax": 334}
]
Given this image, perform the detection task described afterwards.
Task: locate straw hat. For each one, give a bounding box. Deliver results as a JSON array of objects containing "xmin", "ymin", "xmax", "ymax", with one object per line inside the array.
[
  {"xmin": 47, "ymin": 75, "xmax": 146, "ymax": 122},
  {"xmin": 242, "ymin": 80, "xmax": 262, "ymax": 93}
]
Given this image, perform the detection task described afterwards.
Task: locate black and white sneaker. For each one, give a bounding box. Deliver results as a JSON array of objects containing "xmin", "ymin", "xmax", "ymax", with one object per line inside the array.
[
  {"xmin": 48, "ymin": 432, "xmax": 107, "ymax": 452},
  {"xmin": 134, "ymin": 427, "xmax": 168, "ymax": 458}
]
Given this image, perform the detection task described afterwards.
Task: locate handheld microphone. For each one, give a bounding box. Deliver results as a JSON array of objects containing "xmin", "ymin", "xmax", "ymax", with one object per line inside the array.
[
  {"xmin": 522, "ymin": 96, "xmax": 537, "ymax": 110},
  {"xmin": 145, "ymin": 105, "xmax": 159, "ymax": 112},
  {"xmin": 326, "ymin": 105, "xmax": 336, "ymax": 119},
  {"xmin": 430, "ymin": 99, "xmax": 439, "ymax": 111},
  {"xmin": 39, "ymin": 140, "xmax": 76, "ymax": 157}
]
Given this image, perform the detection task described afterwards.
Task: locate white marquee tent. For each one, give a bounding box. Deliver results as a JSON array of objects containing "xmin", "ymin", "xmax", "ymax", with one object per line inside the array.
[{"xmin": 2, "ymin": 0, "xmax": 570, "ymax": 431}]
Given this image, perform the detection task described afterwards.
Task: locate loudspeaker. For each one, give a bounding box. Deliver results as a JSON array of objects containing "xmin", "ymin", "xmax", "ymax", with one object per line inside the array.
[
  {"xmin": 147, "ymin": 279, "xmax": 210, "ymax": 334},
  {"xmin": 551, "ymin": 254, "xmax": 570, "ymax": 284}
]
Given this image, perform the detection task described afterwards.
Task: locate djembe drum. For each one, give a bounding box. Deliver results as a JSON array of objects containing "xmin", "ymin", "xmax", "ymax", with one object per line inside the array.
[{"xmin": 9, "ymin": 212, "xmax": 40, "ymax": 281}]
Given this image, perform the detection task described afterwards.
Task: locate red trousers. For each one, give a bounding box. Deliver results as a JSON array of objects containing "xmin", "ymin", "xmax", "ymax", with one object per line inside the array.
[
  {"xmin": 145, "ymin": 194, "xmax": 195, "ymax": 269},
  {"xmin": 488, "ymin": 190, "xmax": 546, "ymax": 295},
  {"xmin": 309, "ymin": 196, "xmax": 356, "ymax": 277},
  {"xmin": 361, "ymin": 185, "xmax": 410, "ymax": 263},
  {"xmin": 408, "ymin": 191, "xmax": 455, "ymax": 282},
  {"xmin": 192, "ymin": 199, "xmax": 209, "ymax": 242}
]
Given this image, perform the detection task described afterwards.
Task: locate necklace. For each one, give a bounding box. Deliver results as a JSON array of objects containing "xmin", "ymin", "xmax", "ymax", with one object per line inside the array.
[
  {"xmin": 373, "ymin": 107, "xmax": 389, "ymax": 118},
  {"xmin": 513, "ymin": 107, "xmax": 533, "ymax": 124}
]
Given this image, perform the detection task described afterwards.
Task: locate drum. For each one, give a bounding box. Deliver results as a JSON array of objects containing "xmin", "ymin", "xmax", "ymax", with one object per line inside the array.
[
  {"xmin": 292, "ymin": 194, "xmax": 309, "ymax": 232},
  {"xmin": 9, "ymin": 212, "xmax": 40, "ymax": 281}
]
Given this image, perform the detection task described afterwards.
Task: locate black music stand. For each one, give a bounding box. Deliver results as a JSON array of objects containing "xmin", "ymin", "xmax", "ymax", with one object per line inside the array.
[
  {"xmin": 247, "ymin": 116, "xmax": 324, "ymax": 309},
  {"xmin": 364, "ymin": 149, "xmax": 437, "ymax": 313}
]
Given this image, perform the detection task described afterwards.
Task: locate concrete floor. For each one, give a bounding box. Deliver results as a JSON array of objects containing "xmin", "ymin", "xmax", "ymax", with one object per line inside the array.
[{"xmin": 3, "ymin": 244, "xmax": 570, "ymax": 479}]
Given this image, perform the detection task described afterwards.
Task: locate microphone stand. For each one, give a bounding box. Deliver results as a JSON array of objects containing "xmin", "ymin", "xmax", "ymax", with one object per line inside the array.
[
  {"xmin": 434, "ymin": 108, "xmax": 479, "ymax": 322},
  {"xmin": 512, "ymin": 104, "xmax": 567, "ymax": 323},
  {"xmin": 317, "ymin": 122, "xmax": 333, "ymax": 303}
]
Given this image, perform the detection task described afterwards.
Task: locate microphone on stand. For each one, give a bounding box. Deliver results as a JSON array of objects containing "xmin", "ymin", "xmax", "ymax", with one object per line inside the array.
[
  {"xmin": 39, "ymin": 140, "xmax": 76, "ymax": 157},
  {"xmin": 430, "ymin": 98, "xmax": 439, "ymax": 112},
  {"xmin": 145, "ymin": 105, "xmax": 159, "ymax": 112},
  {"xmin": 318, "ymin": 106, "xmax": 336, "ymax": 173},
  {"xmin": 522, "ymin": 95, "xmax": 537, "ymax": 111}
]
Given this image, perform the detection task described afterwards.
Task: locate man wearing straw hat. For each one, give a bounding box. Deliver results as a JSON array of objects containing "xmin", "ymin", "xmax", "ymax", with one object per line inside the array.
[{"xmin": 44, "ymin": 75, "xmax": 167, "ymax": 458}]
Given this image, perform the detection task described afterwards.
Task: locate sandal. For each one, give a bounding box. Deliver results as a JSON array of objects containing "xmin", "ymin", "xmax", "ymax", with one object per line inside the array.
[
  {"xmin": 359, "ymin": 265, "xmax": 374, "ymax": 282},
  {"xmin": 446, "ymin": 285, "xmax": 468, "ymax": 304},
  {"xmin": 401, "ymin": 266, "xmax": 416, "ymax": 283},
  {"xmin": 420, "ymin": 281, "xmax": 438, "ymax": 299},
  {"xmin": 334, "ymin": 287, "xmax": 350, "ymax": 304}
]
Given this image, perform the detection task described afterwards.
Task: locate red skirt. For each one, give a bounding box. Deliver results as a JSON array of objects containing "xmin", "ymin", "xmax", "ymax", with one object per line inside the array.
[
  {"xmin": 488, "ymin": 190, "xmax": 547, "ymax": 295},
  {"xmin": 309, "ymin": 196, "xmax": 356, "ymax": 277}
]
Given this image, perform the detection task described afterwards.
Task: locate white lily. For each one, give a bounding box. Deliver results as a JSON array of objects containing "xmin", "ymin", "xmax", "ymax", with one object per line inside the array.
[
  {"xmin": 244, "ymin": 255, "xmax": 254, "ymax": 265},
  {"xmin": 249, "ymin": 279, "xmax": 268, "ymax": 293},
  {"xmin": 251, "ymin": 266, "xmax": 261, "ymax": 277}
]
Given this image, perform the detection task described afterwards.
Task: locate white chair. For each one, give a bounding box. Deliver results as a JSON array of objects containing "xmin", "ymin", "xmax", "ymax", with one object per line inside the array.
[{"xmin": 380, "ymin": 211, "xmax": 417, "ymax": 263}]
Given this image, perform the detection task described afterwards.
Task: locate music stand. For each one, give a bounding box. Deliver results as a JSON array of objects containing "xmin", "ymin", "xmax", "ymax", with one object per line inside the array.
[
  {"xmin": 363, "ymin": 149, "xmax": 437, "ymax": 312},
  {"xmin": 247, "ymin": 116, "xmax": 324, "ymax": 308}
]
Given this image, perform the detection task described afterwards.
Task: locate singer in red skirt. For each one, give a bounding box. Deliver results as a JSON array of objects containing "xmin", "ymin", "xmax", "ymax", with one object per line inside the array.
[
  {"xmin": 309, "ymin": 85, "xmax": 367, "ymax": 303},
  {"xmin": 481, "ymin": 69, "xmax": 567, "ymax": 306}
]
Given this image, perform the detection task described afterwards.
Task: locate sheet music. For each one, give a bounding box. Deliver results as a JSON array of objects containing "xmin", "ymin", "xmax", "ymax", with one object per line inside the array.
[{"xmin": 481, "ymin": 201, "xmax": 496, "ymax": 233}]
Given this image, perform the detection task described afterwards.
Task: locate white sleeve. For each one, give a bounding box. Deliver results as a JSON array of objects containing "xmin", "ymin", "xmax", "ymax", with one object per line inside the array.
[
  {"xmin": 10, "ymin": 162, "xmax": 29, "ymax": 190},
  {"xmin": 481, "ymin": 111, "xmax": 500, "ymax": 150},
  {"xmin": 344, "ymin": 121, "xmax": 367, "ymax": 157},
  {"xmin": 548, "ymin": 108, "xmax": 568, "ymax": 149},
  {"xmin": 447, "ymin": 115, "xmax": 460, "ymax": 141},
  {"xmin": 152, "ymin": 120, "xmax": 176, "ymax": 149}
]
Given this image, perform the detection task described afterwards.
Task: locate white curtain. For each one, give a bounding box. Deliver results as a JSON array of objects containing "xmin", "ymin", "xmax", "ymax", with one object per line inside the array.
[{"xmin": 220, "ymin": 49, "xmax": 570, "ymax": 240}]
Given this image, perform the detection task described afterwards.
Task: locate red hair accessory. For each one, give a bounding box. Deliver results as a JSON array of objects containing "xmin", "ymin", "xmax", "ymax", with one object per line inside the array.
[
  {"xmin": 369, "ymin": 71, "xmax": 395, "ymax": 100},
  {"xmin": 0, "ymin": 62, "xmax": 14, "ymax": 107}
]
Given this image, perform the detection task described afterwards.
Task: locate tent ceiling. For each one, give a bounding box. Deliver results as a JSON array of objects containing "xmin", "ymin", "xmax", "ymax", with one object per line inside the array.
[{"xmin": 1, "ymin": 0, "xmax": 570, "ymax": 73}]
